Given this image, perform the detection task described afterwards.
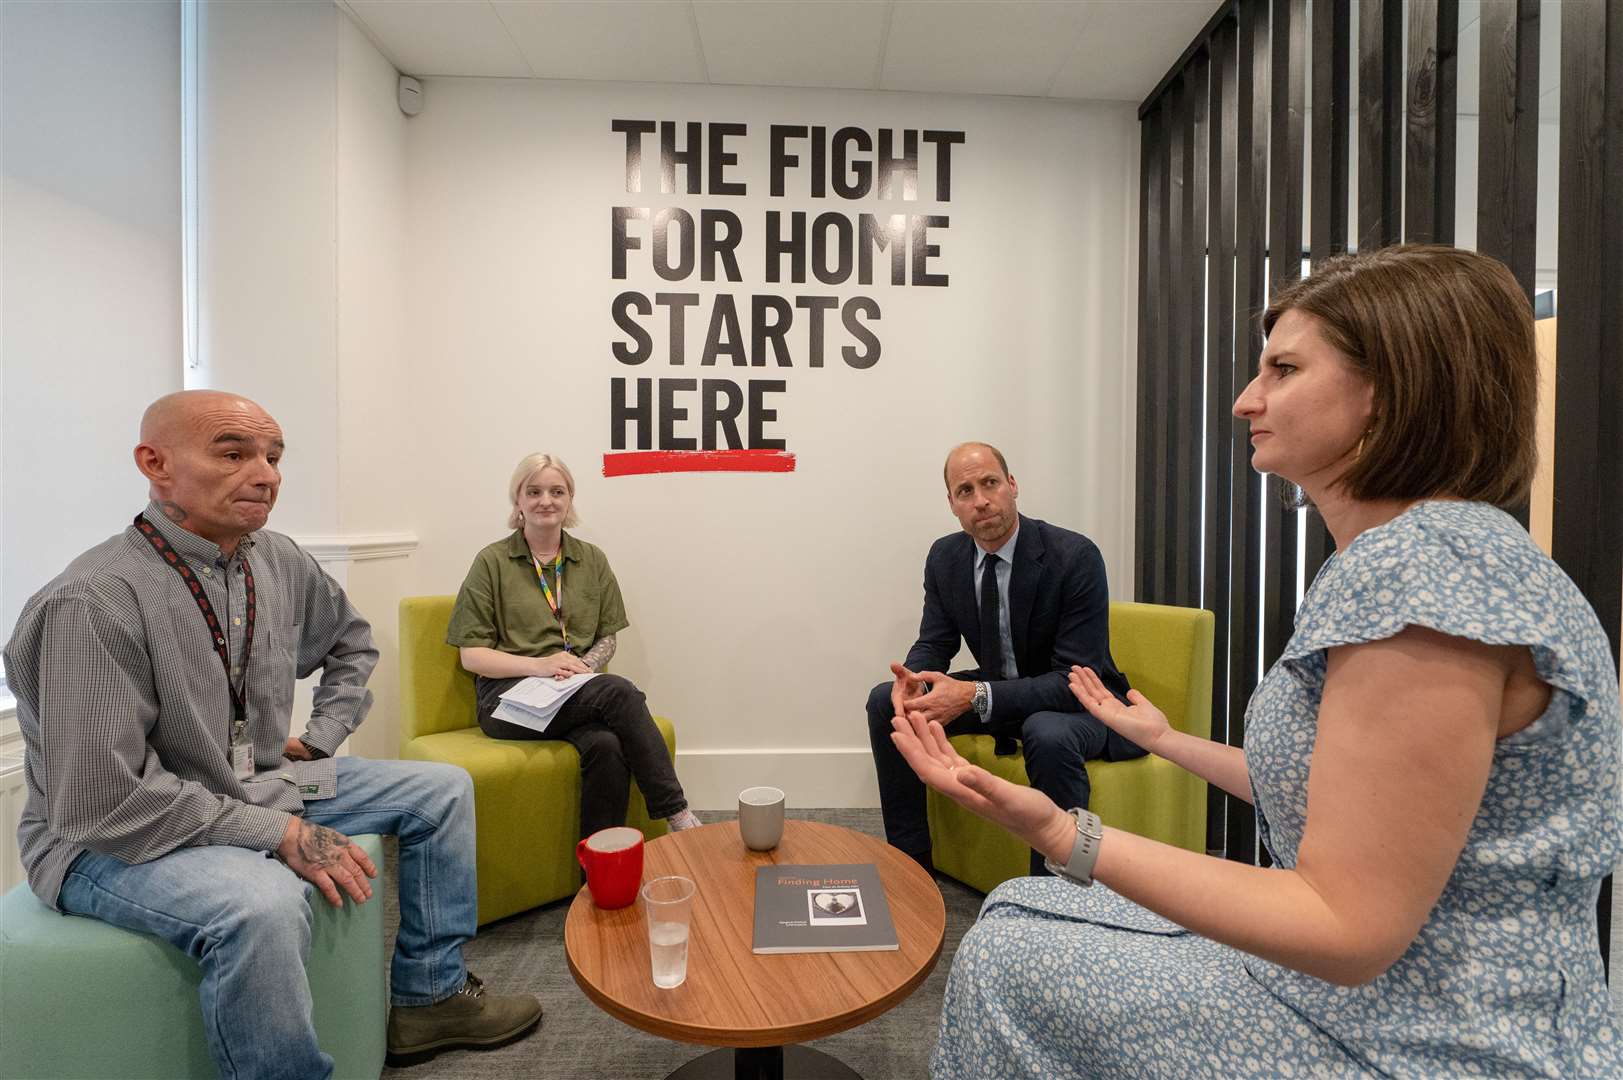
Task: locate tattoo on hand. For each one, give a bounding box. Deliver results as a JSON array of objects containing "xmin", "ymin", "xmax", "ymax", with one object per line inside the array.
[
  {"xmin": 159, "ymin": 501, "xmax": 188, "ymax": 524},
  {"xmin": 295, "ymin": 822, "xmax": 351, "ymax": 868}
]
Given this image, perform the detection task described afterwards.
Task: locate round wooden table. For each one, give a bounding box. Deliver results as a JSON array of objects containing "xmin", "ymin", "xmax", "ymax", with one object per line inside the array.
[{"xmin": 564, "ymin": 820, "xmax": 946, "ymax": 1080}]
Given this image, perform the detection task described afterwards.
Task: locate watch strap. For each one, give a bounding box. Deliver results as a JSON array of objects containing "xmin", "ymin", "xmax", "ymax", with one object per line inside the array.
[{"xmin": 1044, "ymin": 807, "xmax": 1102, "ymax": 887}]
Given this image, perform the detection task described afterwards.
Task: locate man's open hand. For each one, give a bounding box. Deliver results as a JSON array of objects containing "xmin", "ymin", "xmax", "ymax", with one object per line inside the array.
[{"xmin": 276, "ymin": 818, "xmax": 376, "ymax": 907}]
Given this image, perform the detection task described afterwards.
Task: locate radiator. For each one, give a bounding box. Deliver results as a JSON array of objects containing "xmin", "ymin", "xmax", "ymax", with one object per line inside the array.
[{"xmin": 0, "ymin": 744, "xmax": 25, "ymax": 893}]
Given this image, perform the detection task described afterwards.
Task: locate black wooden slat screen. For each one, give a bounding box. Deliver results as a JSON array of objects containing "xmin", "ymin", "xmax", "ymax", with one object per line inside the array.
[
  {"xmin": 1554, "ymin": 0, "xmax": 1623, "ymax": 973},
  {"xmin": 1478, "ymin": 0, "xmax": 1542, "ymax": 533},
  {"xmin": 1357, "ymin": 0, "xmax": 1403, "ymax": 250},
  {"xmin": 1404, "ymin": 0, "xmax": 1459, "ymax": 245},
  {"xmin": 1302, "ymin": 0, "xmax": 1349, "ymax": 584},
  {"xmin": 1135, "ymin": 106, "xmax": 1158, "ymax": 602},
  {"xmin": 1202, "ymin": 14, "xmax": 1240, "ymax": 852},
  {"xmin": 1134, "ymin": 0, "xmax": 1620, "ymax": 969},
  {"xmin": 1263, "ymin": 0, "xmax": 1306, "ymax": 678}
]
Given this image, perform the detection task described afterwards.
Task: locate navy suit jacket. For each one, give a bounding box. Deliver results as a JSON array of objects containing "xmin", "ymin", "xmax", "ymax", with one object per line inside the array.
[{"xmin": 904, "ymin": 514, "xmax": 1130, "ymax": 737}]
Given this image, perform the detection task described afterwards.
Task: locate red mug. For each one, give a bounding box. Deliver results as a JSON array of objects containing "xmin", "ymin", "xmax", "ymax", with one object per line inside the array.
[{"xmin": 576, "ymin": 826, "xmax": 645, "ymax": 909}]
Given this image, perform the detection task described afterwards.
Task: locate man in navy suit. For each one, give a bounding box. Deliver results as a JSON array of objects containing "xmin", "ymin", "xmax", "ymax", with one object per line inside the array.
[{"xmin": 866, "ymin": 442, "xmax": 1144, "ymax": 875}]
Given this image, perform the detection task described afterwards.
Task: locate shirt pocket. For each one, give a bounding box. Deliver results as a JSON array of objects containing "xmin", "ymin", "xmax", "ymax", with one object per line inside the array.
[
  {"xmin": 254, "ymin": 622, "xmax": 301, "ymax": 720},
  {"xmin": 565, "ymin": 585, "xmax": 602, "ymax": 643}
]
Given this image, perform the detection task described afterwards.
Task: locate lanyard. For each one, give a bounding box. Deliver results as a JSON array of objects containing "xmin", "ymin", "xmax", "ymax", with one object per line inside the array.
[
  {"xmin": 532, "ymin": 552, "xmax": 570, "ymax": 653},
  {"xmin": 135, "ymin": 514, "xmax": 256, "ymax": 726}
]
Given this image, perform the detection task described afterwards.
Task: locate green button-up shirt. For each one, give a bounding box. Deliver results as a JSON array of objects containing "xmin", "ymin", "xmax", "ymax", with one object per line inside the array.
[{"xmin": 446, "ymin": 530, "xmax": 629, "ymax": 657}]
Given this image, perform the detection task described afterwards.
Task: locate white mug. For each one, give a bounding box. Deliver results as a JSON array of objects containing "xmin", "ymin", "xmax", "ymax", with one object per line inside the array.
[{"xmin": 738, "ymin": 786, "xmax": 786, "ymax": 851}]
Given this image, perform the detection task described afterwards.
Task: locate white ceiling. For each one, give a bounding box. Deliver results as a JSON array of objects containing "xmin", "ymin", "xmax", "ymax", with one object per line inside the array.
[
  {"xmin": 335, "ymin": 0, "xmax": 1222, "ymax": 104},
  {"xmin": 334, "ymin": 0, "xmax": 1563, "ymax": 118}
]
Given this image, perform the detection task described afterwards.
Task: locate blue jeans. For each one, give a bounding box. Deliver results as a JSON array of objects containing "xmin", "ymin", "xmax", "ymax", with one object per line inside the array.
[{"xmin": 57, "ymin": 757, "xmax": 477, "ymax": 1080}]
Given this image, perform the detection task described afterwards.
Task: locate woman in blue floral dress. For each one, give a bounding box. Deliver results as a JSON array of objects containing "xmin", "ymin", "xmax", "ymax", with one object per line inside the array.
[{"xmin": 891, "ymin": 246, "xmax": 1621, "ymax": 1078}]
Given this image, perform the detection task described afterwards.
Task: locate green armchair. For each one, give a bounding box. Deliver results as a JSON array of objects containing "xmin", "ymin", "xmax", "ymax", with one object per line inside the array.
[
  {"xmin": 398, "ymin": 596, "xmax": 674, "ymax": 925},
  {"xmin": 926, "ymin": 600, "xmax": 1214, "ymax": 894}
]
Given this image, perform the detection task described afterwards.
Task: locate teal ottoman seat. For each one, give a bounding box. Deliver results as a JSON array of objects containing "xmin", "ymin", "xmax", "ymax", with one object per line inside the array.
[{"xmin": 0, "ymin": 833, "xmax": 387, "ymax": 1080}]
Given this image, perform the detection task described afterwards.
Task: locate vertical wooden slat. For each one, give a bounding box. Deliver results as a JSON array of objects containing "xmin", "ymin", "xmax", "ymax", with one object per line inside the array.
[
  {"xmin": 1203, "ymin": 14, "xmax": 1240, "ymax": 854},
  {"xmin": 1152, "ymin": 100, "xmax": 1177, "ymax": 605},
  {"xmin": 1303, "ymin": 0, "xmax": 1350, "ymax": 583},
  {"xmin": 1404, "ymin": 0, "xmax": 1458, "ymax": 244},
  {"xmin": 1555, "ymin": 0, "xmax": 1623, "ymax": 975},
  {"xmin": 1165, "ymin": 74, "xmax": 1191, "ymax": 607},
  {"xmin": 1179, "ymin": 54, "xmax": 1211, "ymax": 610},
  {"xmin": 1264, "ymin": 0, "xmax": 1307, "ymax": 671},
  {"xmin": 1227, "ymin": 0, "xmax": 1270, "ymax": 864},
  {"xmin": 1357, "ymin": 0, "xmax": 1402, "ymax": 250},
  {"xmin": 1477, "ymin": 0, "xmax": 1539, "ymax": 301},
  {"xmin": 1135, "ymin": 105, "xmax": 1159, "ymax": 601},
  {"xmin": 1161, "ymin": 78, "xmax": 1189, "ymax": 605},
  {"xmin": 1477, "ymin": 0, "xmax": 1540, "ymax": 532}
]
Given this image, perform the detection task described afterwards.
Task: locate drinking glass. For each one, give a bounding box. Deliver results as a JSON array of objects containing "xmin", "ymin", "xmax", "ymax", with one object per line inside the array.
[{"xmin": 642, "ymin": 875, "xmax": 696, "ymax": 989}]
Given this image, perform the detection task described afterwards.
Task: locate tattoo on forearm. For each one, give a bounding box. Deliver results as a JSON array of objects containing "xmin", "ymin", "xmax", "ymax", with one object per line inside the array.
[
  {"xmin": 581, "ymin": 634, "xmax": 617, "ymax": 671},
  {"xmin": 158, "ymin": 501, "xmax": 188, "ymax": 524},
  {"xmin": 295, "ymin": 821, "xmax": 351, "ymax": 868}
]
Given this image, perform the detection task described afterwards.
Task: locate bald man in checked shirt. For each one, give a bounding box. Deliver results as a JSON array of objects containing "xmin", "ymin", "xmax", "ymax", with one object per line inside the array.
[{"xmin": 4, "ymin": 391, "xmax": 539, "ymax": 1077}]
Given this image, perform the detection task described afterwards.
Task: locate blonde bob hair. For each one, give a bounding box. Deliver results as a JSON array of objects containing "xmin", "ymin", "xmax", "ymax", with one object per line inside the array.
[{"xmin": 507, "ymin": 453, "xmax": 580, "ymax": 530}]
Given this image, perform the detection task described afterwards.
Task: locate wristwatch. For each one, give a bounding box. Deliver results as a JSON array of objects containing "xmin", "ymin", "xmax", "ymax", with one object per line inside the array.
[
  {"xmin": 972, "ymin": 681, "xmax": 990, "ymax": 721},
  {"xmin": 1044, "ymin": 807, "xmax": 1103, "ymax": 887}
]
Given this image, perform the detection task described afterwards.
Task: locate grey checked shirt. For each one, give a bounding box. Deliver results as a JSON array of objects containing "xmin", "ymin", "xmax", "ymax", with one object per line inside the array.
[{"xmin": 3, "ymin": 502, "xmax": 378, "ymax": 908}]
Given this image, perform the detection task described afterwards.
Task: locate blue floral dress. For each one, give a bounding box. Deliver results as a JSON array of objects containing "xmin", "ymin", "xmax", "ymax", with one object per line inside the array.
[{"xmin": 933, "ymin": 502, "xmax": 1622, "ymax": 1078}]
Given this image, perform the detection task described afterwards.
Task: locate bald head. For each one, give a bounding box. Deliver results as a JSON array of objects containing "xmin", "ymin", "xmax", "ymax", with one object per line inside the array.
[
  {"xmin": 134, "ymin": 390, "xmax": 284, "ymax": 553},
  {"xmin": 942, "ymin": 442, "xmax": 1010, "ymax": 488},
  {"xmin": 139, "ymin": 390, "xmax": 268, "ymax": 447}
]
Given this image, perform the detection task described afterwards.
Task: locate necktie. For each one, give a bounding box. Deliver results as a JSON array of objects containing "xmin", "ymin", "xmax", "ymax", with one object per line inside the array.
[{"xmin": 979, "ymin": 553, "xmax": 1004, "ymax": 681}]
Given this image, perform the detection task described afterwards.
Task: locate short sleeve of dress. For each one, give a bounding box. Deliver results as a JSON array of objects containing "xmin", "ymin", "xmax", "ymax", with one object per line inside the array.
[{"xmin": 1281, "ymin": 502, "xmax": 1614, "ymax": 725}]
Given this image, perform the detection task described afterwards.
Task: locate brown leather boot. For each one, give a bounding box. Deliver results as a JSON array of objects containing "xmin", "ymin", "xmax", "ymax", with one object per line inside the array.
[{"xmin": 385, "ymin": 973, "xmax": 542, "ymax": 1066}]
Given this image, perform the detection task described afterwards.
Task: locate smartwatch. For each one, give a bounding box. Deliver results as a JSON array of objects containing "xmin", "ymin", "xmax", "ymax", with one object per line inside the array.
[{"xmin": 1043, "ymin": 807, "xmax": 1103, "ymax": 887}]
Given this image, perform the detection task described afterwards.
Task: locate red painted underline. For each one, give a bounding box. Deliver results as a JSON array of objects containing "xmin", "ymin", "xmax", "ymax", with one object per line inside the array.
[{"xmin": 602, "ymin": 449, "xmax": 797, "ymax": 477}]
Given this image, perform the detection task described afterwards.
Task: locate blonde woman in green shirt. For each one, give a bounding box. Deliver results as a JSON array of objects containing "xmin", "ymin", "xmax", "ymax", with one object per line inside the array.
[{"xmin": 447, "ymin": 453, "xmax": 700, "ymax": 838}]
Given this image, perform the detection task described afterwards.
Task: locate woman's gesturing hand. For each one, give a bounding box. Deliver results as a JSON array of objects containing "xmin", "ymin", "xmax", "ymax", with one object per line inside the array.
[
  {"xmin": 889, "ymin": 711, "xmax": 1078, "ymax": 863},
  {"xmin": 1069, "ymin": 666, "xmax": 1172, "ymax": 754}
]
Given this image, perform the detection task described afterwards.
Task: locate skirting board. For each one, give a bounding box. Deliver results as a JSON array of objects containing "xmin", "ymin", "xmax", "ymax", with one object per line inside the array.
[{"xmin": 675, "ymin": 748, "xmax": 879, "ymax": 810}]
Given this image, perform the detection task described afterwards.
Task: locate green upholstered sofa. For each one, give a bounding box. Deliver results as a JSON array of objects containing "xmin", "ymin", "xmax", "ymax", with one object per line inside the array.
[
  {"xmin": 398, "ymin": 595, "xmax": 673, "ymax": 925},
  {"xmin": 927, "ymin": 600, "xmax": 1214, "ymax": 894},
  {"xmin": 0, "ymin": 834, "xmax": 387, "ymax": 1080}
]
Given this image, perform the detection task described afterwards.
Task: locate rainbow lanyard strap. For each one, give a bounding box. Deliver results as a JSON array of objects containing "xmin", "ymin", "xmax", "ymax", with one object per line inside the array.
[{"xmin": 532, "ymin": 552, "xmax": 570, "ymax": 653}]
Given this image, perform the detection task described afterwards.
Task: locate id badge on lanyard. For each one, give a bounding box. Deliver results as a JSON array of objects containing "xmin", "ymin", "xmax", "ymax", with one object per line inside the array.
[{"xmin": 134, "ymin": 514, "xmax": 258, "ymax": 777}]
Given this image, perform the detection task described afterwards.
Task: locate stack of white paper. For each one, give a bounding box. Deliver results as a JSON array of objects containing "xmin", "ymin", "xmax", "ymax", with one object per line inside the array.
[{"xmin": 490, "ymin": 672, "xmax": 599, "ymax": 733}]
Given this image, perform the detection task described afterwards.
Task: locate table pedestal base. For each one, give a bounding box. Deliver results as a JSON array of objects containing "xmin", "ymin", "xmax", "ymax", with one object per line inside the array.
[{"xmin": 665, "ymin": 1045, "xmax": 863, "ymax": 1080}]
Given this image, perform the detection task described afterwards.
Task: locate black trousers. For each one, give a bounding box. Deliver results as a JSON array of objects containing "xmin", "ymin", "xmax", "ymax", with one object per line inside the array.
[
  {"xmin": 866, "ymin": 676, "xmax": 1145, "ymax": 876},
  {"xmin": 476, "ymin": 672, "xmax": 687, "ymax": 840}
]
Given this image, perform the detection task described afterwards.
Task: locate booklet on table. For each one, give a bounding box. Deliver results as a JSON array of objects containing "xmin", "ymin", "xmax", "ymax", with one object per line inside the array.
[{"xmin": 752, "ymin": 863, "xmax": 899, "ymax": 954}]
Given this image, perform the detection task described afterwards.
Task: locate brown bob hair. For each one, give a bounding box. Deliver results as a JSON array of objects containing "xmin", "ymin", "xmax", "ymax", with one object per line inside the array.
[{"xmin": 1262, "ymin": 245, "xmax": 1537, "ymax": 508}]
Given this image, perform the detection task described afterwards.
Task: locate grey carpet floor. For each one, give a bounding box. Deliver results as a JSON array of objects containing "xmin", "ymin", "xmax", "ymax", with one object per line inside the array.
[{"xmin": 376, "ymin": 809, "xmax": 986, "ymax": 1080}]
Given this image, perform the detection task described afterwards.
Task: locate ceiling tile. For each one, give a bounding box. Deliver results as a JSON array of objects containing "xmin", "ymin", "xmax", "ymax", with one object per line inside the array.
[
  {"xmin": 880, "ymin": 0, "xmax": 1094, "ymax": 98},
  {"xmin": 1048, "ymin": 1, "xmax": 1217, "ymax": 103},
  {"xmin": 491, "ymin": 1, "xmax": 706, "ymax": 84},
  {"xmin": 693, "ymin": 0, "xmax": 889, "ymax": 90},
  {"xmin": 345, "ymin": 1, "xmax": 531, "ymax": 77}
]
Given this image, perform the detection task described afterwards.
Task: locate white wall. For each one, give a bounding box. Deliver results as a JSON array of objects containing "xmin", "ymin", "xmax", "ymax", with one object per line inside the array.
[
  {"xmin": 394, "ymin": 78, "xmax": 1140, "ymax": 805},
  {"xmin": 1, "ymin": 0, "xmax": 183, "ymax": 641},
  {"xmin": 195, "ymin": 0, "xmax": 339, "ymax": 538}
]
